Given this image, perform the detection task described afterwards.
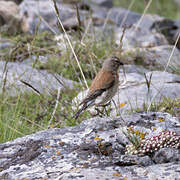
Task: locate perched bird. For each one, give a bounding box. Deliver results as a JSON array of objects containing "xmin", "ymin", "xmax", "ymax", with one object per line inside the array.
[{"xmin": 74, "ymin": 56, "xmax": 123, "ymax": 119}]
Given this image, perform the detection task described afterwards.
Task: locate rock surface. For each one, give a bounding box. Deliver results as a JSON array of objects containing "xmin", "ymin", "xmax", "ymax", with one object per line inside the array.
[
  {"xmin": 0, "ymin": 0, "xmax": 28, "ymax": 34},
  {"xmin": 19, "ymin": 0, "xmax": 81, "ymax": 33},
  {"xmin": 112, "ymin": 71, "xmax": 180, "ymax": 114},
  {"xmin": 0, "ymin": 112, "xmax": 179, "ymax": 179},
  {"xmin": 0, "ymin": 60, "xmax": 75, "ymax": 95},
  {"xmin": 115, "ymin": 26, "xmax": 168, "ymax": 49},
  {"xmin": 121, "ymin": 45, "xmax": 180, "ymax": 73},
  {"xmin": 152, "ymin": 18, "xmax": 180, "ymax": 49},
  {"xmin": 0, "ymin": 0, "xmax": 23, "ymax": 5}
]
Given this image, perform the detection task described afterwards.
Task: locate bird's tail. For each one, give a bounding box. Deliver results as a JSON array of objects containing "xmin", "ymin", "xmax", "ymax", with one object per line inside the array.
[
  {"xmin": 74, "ymin": 100, "xmax": 95, "ymax": 119},
  {"xmin": 74, "ymin": 103, "xmax": 88, "ymax": 119}
]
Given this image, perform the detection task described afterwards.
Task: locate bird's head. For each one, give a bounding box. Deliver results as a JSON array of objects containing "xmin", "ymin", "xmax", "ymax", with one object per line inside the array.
[{"xmin": 102, "ymin": 56, "xmax": 123, "ymax": 72}]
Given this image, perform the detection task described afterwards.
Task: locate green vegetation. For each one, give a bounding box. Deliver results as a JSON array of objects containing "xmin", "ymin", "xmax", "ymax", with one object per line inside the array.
[
  {"xmin": 132, "ymin": 97, "xmax": 180, "ymax": 116},
  {"xmin": 35, "ymin": 35, "xmax": 116, "ymax": 81},
  {"xmin": 0, "ymin": 89, "xmax": 92, "ymax": 143},
  {"xmin": 113, "ymin": 0, "xmax": 180, "ymax": 19},
  {"xmin": 0, "ymin": 92, "xmax": 52, "ymax": 142},
  {"xmin": 1, "ymin": 32, "xmax": 58, "ymax": 62},
  {"xmin": 0, "ymin": 31, "xmax": 116, "ymax": 81},
  {"xmin": 1, "ymin": 29, "xmax": 180, "ymax": 143},
  {"xmin": 0, "ymin": 0, "xmax": 180, "ymax": 143}
]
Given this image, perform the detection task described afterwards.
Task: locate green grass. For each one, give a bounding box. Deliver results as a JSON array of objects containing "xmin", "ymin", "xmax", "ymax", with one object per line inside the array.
[
  {"xmin": 0, "ymin": 89, "xmax": 92, "ymax": 143},
  {"xmin": 0, "ymin": 31, "xmax": 58, "ymax": 62},
  {"xmin": 1, "ymin": 30, "xmax": 180, "ymax": 143},
  {"xmin": 0, "ymin": 92, "xmax": 52, "ymax": 143},
  {"xmin": 113, "ymin": 0, "xmax": 180, "ymax": 19},
  {"xmin": 132, "ymin": 97, "xmax": 180, "ymax": 116}
]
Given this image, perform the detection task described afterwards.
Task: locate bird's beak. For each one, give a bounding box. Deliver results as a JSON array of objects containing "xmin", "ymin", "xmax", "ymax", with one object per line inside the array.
[{"xmin": 119, "ymin": 61, "xmax": 124, "ymax": 66}]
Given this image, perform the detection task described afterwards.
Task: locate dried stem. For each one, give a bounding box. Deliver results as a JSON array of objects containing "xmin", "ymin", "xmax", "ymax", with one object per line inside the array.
[
  {"xmin": 48, "ymin": 87, "xmax": 61, "ymax": 128},
  {"xmin": 51, "ymin": 0, "xmax": 88, "ymax": 89}
]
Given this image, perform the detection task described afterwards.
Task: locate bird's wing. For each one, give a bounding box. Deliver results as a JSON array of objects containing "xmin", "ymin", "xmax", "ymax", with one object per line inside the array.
[
  {"xmin": 80, "ymin": 70, "xmax": 115, "ymax": 105},
  {"xmin": 89, "ymin": 69, "xmax": 115, "ymax": 92}
]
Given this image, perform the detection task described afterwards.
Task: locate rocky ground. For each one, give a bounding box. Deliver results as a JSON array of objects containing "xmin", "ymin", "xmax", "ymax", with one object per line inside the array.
[
  {"xmin": 0, "ymin": 112, "xmax": 179, "ymax": 179},
  {"xmin": 0, "ymin": 0, "xmax": 180, "ymax": 179}
]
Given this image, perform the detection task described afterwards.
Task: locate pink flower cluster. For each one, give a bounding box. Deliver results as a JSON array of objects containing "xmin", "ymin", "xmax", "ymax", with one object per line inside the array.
[
  {"xmin": 125, "ymin": 131, "xmax": 180, "ymax": 155},
  {"xmin": 139, "ymin": 131, "xmax": 180, "ymax": 154}
]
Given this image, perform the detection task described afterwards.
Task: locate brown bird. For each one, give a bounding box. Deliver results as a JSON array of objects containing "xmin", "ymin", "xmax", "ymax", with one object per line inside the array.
[{"xmin": 74, "ymin": 56, "xmax": 123, "ymax": 119}]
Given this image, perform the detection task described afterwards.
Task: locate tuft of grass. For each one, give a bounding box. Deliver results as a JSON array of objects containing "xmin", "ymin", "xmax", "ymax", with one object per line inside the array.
[
  {"xmin": 113, "ymin": 0, "xmax": 180, "ymax": 19},
  {"xmin": 123, "ymin": 126, "xmax": 146, "ymax": 150},
  {"xmin": 0, "ymin": 29, "xmax": 119, "ymax": 143},
  {"xmin": 133, "ymin": 97, "xmax": 180, "ymax": 116},
  {"xmin": 0, "ymin": 87, "xmax": 92, "ymax": 143},
  {"xmin": 0, "ymin": 31, "xmax": 59, "ymax": 62},
  {"xmin": 0, "ymin": 92, "xmax": 52, "ymax": 143}
]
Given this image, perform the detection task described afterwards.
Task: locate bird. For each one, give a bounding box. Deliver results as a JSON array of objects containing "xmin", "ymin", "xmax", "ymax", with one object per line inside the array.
[{"xmin": 74, "ymin": 56, "xmax": 123, "ymax": 119}]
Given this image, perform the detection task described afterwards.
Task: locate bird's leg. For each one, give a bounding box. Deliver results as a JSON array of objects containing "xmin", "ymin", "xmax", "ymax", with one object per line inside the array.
[
  {"xmin": 105, "ymin": 102, "xmax": 111, "ymax": 116},
  {"xmin": 94, "ymin": 101, "xmax": 112, "ymax": 117},
  {"xmin": 95, "ymin": 107, "xmax": 104, "ymax": 117},
  {"xmin": 112, "ymin": 99, "xmax": 117, "ymax": 109},
  {"xmin": 101, "ymin": 101, "xmax": 111, "ymax": 108},
  {"xmin": 99, "ymin": 101, "xmax": 112, "ymax": 116}
]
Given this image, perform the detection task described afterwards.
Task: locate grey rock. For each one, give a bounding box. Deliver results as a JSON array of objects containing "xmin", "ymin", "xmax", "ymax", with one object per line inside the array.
[
  {"xmin": 0, "ymin": 61, "xmax": 75, "ymax": 95},
  {"xmin": 18, "ymin": 0, "xmax": 174, "ymax": 54},
  {"xmin": 112, "ymin": 71, "xmax": 180, "ymax": 115},
  {"xmin": 115, "ymin": 26, "xmax": 168, "ymax": 49},
  {"xmin": 113, "ymin": 155, "xmax": 154, "ymax": 166},
  {"xmin": 84, "ymin": 0, "xmax": 113, "ymax": 8},
  {"xmin": 21, "ymin": 55, "xmax": 49, "ymax": 66},
  {"xmin": 0, "ymin": 113, "xmax": 179, "ymax": 179},
  {"xmin": 121, "ymin": 45, "xmax": 180, "ymax": 73},
  {"xmin": 109, "ymin": 9, "xmax": 164, "ymax": 30},
  {"xmin": 153, "ymin": 148, "xmax": 180, "ymax": 164},
  {"xmin": 120, "ymin": 64, "xmax": 149, "ymax": 74},
  {"xmin": 109, "ymin": 7, "xmax": 141, "ymax": 27},
  {"xmin": 0, "ymin": 0, "xmax": 29, "ymax": 34},
  {"xmin": 20, "ymin": 0, "xmax": 107, "ymax": 34},
  {"xmin": 0, "ymin": 0, "xmax": 23, "ymax": 5},
  {"xmin": 114, "ymin": 14, "xmax": 172, "ymax": 50},
  {"xmin": 19, "ymin": 0, "xmax": 78, "ymax": 33},
  {"xmin": 152, "ymin": 18, "xmax": 180, "ymax": 50}
]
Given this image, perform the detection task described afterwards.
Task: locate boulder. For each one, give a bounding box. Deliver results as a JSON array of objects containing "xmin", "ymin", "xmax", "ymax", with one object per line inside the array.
[
  {"xmin": 0, "ymin": 0, "xmax": 23, "ymax": 5},
  {"xmin": 152, "ymin": 18, "xmax": 180, "ymax": 49},
  {"xmin": 115, "ymin": 27, "xmax": 168, "ymax": 49},
  {"xmin": 0, "ymin": 60, "xmax": 75, "ymax": 95},
  {"xmin": 112, "ymin": 71, "xmax": 180, "ymax": 115},
  {"xmin": 121, "ymin": 45, "xmax": 180, "ymax": 72},
  {"xmin": 0, "ymin": 112, "xmax": 179, "ymax": 179},
  {"xmin": 0, "ymin": 1, "xmax": 29, "ymax": 34},
  {"xmin": 19, "ymin": 0, "xmax": 81, "ymax": 33}
]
